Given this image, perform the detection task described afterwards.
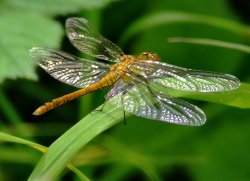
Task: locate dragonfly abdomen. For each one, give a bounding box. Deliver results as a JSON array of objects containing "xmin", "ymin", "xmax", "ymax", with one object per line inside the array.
[{"xmin": 33, "ymin": 72, "xmax": 117, "ymax": 116}]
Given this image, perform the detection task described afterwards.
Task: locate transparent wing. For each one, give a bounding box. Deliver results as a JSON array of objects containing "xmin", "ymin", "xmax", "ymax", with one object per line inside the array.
[
  {"xmin": 107, "ymin": 79, "xmax": 206, "ymax": 126},
  {"xmin": 66, "ymin": 17, "xmax": 124, "ymax": 62},
  {"xmin": 129, "ymin": 60, "xmax": 240, "ymax": 92},
  {"xmin": 29, "ymin": 47, "xmax": 109, "ymax": 88},
  {"xmin": 105, "ymin": 80, "xmax": 134, "ymax": 99}
]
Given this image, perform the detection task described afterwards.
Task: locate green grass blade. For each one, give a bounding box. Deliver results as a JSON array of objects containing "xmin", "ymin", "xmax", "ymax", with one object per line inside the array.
[
  {"xmin": 166, "ymin": 83, "xmax": 250, "ymax": 109},
  {"xmin": 28, "ymin": 103, "xmax": 124, "ymax": 181},
  {"xmin": 0, "ymin": 132, "xmax": 42, "ymax": 148},
  {"xmin": 119, "ymin": 11, "xmax": 250, "ymax": 46},
  {"xmin": 0, "ymin": 132, "xmax": 90, "ymax": 181},
  {"xmin": 189, "ymin": 83, "xmax": 250, "ymax": 109},
  {"xmin": 168, "ymin": 37, "xmax": 250, "ymax": 54}
]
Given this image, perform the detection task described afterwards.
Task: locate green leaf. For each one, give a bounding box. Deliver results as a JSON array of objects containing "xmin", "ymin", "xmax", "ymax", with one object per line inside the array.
[
  {"xmin": 119, "ymin": 11, "xmax": 250, "ymax": 46},
  {"xmin": 0, "ymin": 11, "xmax": 63, "ymax": 83},
  {"xmin": 168, "ymin": 37, "xmax": 250, "ymax": 54},
  {"xmin": 4, "ymin": 0, "xmax": 120, "ymax": 15},
  {"xmin": 28, "ymin": 103, "xmax": 124, "ymax": 180}
]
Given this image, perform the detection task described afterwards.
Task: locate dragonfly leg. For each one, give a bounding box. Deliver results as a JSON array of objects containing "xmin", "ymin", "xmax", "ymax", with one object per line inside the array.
[
  {"xmin": 123, "ymin": 111, "xmax": 127, "ymax": 125},
  {"xmin": 120, "ymin": 91, "xmax": 128, "ymax": 125}
]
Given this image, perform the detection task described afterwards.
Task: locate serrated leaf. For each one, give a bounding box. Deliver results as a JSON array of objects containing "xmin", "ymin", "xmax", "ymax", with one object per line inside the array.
[
  {"xmin": 0, "ymin": 11, "xmax": 63, "ymax": 83},
  {"xmin": 4, "ymin": 0, "xmax": 120, "ymax": 15}
]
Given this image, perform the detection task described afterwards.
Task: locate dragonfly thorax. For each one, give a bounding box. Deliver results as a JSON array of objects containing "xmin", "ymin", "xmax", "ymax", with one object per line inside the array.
[
  {"xmin": 110, "ymin": 55, "xmax": 137, "ymax": 75},
  {"xmin": 110, "ymin": 53, "xmax": 160, "ymax": 77}
]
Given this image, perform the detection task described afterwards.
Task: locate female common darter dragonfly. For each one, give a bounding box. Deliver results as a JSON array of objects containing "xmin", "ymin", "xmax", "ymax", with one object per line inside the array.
[{"xmin": 30, "ymin": 17, "xmax": 240, "ymax": 126}]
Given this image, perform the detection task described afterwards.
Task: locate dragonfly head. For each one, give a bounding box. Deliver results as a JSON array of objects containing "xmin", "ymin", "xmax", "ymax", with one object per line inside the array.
[{"xmin": 138, "ymin": 52, "xmax": 160, "ymax": 61}]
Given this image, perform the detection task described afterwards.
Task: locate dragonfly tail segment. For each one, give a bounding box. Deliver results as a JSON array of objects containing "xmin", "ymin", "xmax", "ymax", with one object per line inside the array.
[{"xmin": 33, "ymin": 72, "xmax": 116, "ymax": 116}]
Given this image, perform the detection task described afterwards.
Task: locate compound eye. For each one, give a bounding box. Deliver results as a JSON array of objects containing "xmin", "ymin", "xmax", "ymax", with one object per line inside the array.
[{"xmin": 149, "ymin": 54, "xmax": 160, "ymax": 61}]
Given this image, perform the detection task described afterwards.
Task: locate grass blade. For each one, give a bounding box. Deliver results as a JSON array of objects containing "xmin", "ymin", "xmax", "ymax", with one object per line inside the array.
[
  {"xmin": 28, "ymin": 103, "xmax": 123, "ymax": 180},
  {"xmin": 0, "ymin": 132, "xmax": 90, "ymax": 180},
  {"xmin": 166, "ymin": 83, "xmax": 250, "ymax": 109},
  {"xmin": 168, "ymin": 37, "xmax": 250, "ymax": 54}
]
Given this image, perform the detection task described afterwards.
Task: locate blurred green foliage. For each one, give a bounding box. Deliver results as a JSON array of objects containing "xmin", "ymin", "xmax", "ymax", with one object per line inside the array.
[{"xmin": 0, "ymin": 0, "xmax": 250, "ymax": 180}]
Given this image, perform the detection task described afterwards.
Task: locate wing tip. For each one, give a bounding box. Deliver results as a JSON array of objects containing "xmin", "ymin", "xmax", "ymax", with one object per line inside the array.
[
  {"xmin": 232, "ymin": 76, "xmax": 241, "ymax": 90},
  {"xmin": 29, "ymin": 47, "xmax": 39, "ymax": 54},
  {"xmin": 29, "ymin": 47, "xmax": 48, "ymax": 58},
  {"xmin": 66, "ymin": 17, "xmax": 88, "ymax": 28},
  {"xmin": 29, "ymin": 47, "xmax": 41, "ymax": 59}
]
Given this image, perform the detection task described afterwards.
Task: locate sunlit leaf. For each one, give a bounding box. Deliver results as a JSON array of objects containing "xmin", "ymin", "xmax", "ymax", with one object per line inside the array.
[{"xmin": 0, "ymin": 11, "xmax": 63, "ymax": 83}]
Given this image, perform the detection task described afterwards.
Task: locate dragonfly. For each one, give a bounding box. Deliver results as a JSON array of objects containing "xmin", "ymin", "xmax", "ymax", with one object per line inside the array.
[{"xmin": 30, "ymin": 17, "xmax": 240, "ymax": 126}]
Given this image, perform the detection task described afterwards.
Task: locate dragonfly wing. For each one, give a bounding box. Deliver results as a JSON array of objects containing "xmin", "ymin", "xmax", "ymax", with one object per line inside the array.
[
  {"xmin": 131, "ymin": 61, "xmax": 240, "ymax": 92},
  {"xmin": 107, "ymin": 79, "xmax": 206, "ymax": 126},
  {"xmin": 66, "ymin": 17, "xmax": 124, "ymax": 62},
  {"xmin": 105, "ymin": 80, "xmax": 134, "ymax": 99},
  {"xmin": 29, "ymin": 47, "xmax": 109, "ymax": 88}
]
